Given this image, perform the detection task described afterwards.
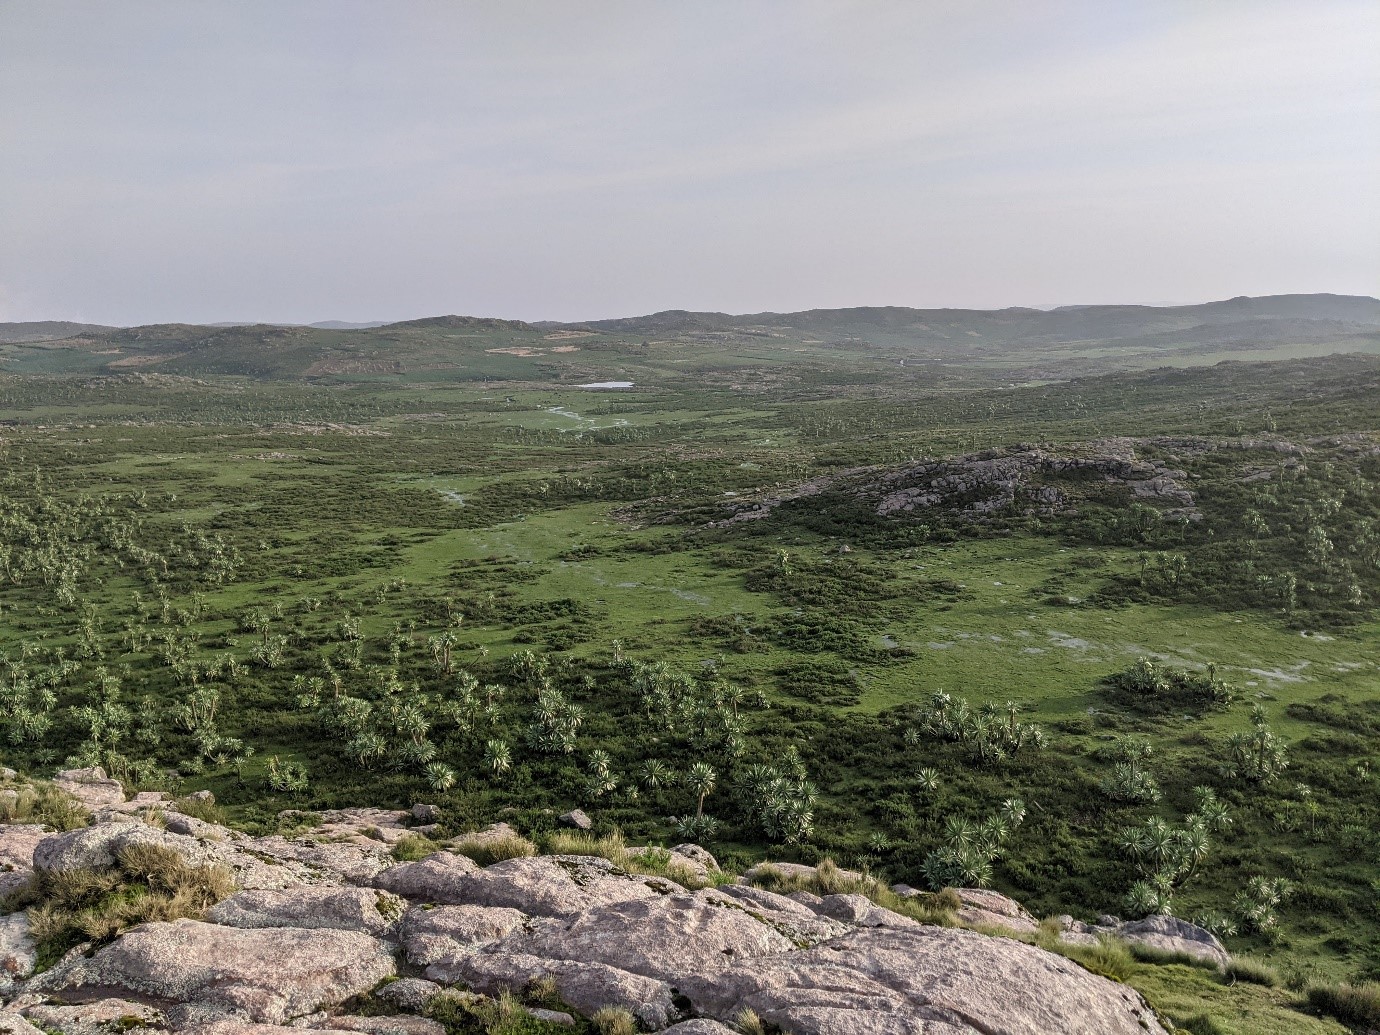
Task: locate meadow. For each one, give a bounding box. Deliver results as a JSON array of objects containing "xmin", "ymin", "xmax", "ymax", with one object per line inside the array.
[{"xmin": 2, "ymin": 337, "xmax": 1379, "ymax": 1030}]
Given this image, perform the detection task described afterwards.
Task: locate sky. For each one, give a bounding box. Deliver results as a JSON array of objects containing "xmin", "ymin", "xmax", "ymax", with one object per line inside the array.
[{"xmin": 1, "ymin": 1, "xmax": 1377, "ymax": 325}]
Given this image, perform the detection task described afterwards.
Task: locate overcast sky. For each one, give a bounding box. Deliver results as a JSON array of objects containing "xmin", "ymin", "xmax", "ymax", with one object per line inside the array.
[{"xmin": 2, "ymin": 1, "xmax": 1377, "ymax": 325}]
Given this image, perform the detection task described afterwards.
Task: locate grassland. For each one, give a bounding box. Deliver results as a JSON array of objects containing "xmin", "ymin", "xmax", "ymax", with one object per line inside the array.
[{"xmin": 1, "ymin": 337, "xmax": 1379, "ymax": 1029}]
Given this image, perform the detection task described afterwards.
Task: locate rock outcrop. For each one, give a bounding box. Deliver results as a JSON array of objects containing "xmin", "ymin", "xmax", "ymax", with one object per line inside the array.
[{"xmin": 0, "ymin": 769, "xmax": 1177, "ymax": 1034}]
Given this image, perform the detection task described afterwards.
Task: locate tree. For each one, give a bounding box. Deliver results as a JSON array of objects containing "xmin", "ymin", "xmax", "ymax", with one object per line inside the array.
[
  {"xmin": 687, "ymin": 761, "xmax": 716, "ymax": 819},
  {"xmin": 484, "ymin": 739, "xmax": 512, "ymax": 779}
]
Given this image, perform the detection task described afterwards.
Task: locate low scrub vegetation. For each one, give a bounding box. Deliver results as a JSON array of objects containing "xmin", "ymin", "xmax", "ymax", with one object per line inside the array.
[{"xmin": 7, "ymin": 843, "xmax": 234, "ymax": 967}]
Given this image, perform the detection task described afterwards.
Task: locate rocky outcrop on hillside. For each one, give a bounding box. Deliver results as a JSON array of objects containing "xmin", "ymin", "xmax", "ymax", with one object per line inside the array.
[
  {"xmin": 703, "ymin": 437, "xmax": 1217, "ymax": 528},
  {"xmin": 0, "ymin": 768, "xmax": 1177, "ymax": 1034}
]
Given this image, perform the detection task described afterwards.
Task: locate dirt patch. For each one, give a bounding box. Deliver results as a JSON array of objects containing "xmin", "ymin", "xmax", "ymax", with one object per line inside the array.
[{"xmin": 109, "ymin": 353, "xmax": 182, "ymax": 368}]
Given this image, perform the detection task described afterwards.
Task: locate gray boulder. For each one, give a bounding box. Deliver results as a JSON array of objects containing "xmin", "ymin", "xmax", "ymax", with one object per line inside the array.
[
  {"xmin": 954, "ymin": 888, "xmax": 1040, "ymax": 933},
  {"xmin": 375, "ymin": 978, "xmax": 443, "ymax": 1013},
  {"xmin": 372, "ymin": 852, "xmax": 480, "ymax": 903},
  {"xmin": 1057, "ymin": 914, "xmax": 1229, "ymax": 969},
  {"xmin": 410, "ymin": 804, "xmax": 441, "ymax": 825},
  {"xmin": 558, "ymin": 809, "xmax": 591, "ymax": 831},
  {"xmin": 399, "ymin": 904, "xmax": 526, "ymax": 967},
  {"xmin": 209, "ymin": 887, "xmax": 406, "ymax": 937},
  {"xmin": 52, "ymin": 769, "xmax": 124, "ymax": 809},
  {"xmin": 34, "ymin": 919, "xmax": 395, "ymax": 1024},
  {"xmin": 662, "ymin": 1023, "xmax": 737, "ymax": 1035},
  {"xmin": 677, "ymin": 925, "xmax": 1167, "ymax": 1034}
]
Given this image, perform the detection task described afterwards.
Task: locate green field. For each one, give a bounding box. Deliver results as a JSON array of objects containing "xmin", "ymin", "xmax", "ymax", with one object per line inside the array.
[{"xmin": 2, "ymin": 337, "xmax": 1380, "ymax": 1030}]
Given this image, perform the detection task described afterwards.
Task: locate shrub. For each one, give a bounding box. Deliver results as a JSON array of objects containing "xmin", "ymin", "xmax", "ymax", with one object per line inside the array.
[
  {"xmin": 451, "ymin": 830, "xmax": 538, "ymax": 866},
  {"xmin": 1305, "ymin": 981, "xmax": 1380, "ymax": 1028}
]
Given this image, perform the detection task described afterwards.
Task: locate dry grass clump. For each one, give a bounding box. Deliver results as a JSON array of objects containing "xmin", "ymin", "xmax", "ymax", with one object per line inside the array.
[
  {"xmin": 171, "ymin": 795, "xmax": 227, "ymax": 826},
  {"xmin": 542, "ymin": 828, "xmax": 630, "ymax": 863},
  {"xmin": 733, "ymin": 1007, "xmax": 766, "ymax": 1035},
  {"xmin": 590, "ymin": 1006, "xmax": 637, "ymax": 1035},
  {"xmin": 1224, "ymin": 956, "xmax": 1282, "ymax": 987},
  {"xmin": 1305, "ymin": 981, "xmax": 1380, "ymax": 1029},
  {"xmin": 541, "ymin": 830, "xmax": 731, "ymax": 889},
  {"xmin": 0, "ymin": 781, "xmax": 90, "ymax": 831},
  {"xmin": 18, "ymin": 842, "xmax": 235, "ymax": 963},
  {"xmin": 452, "ymin": 830, "xmax": 538, "ymax": 866},
  {"xmin": 749, "ymin": 858, "xmax": 959, "ymax": 926}
]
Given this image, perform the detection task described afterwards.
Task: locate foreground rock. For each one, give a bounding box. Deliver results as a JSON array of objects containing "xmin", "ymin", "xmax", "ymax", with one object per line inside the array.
[
  {"xmin": 678, "ymin": 925, "xmax": 1167, "ymax": 1034},
  {"xmin": 32, "ymin": 919, "xmax": 395, "ymax": 1024},
  {"xmin": 209, "ymin": 887, "xmax": 405, "ymax": 937}
]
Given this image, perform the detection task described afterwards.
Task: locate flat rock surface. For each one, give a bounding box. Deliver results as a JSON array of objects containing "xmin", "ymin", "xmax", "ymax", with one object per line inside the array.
[
  {"xmin": 443, "ymin": 855, "xmax": 676, "ymax": 918},
  {"xmin": 0, "ymin": 915, "xmax": 36, "ymax": 993},
  {"xmin": 373, "ymin": 852, "xmax": 480, "ymax": 903},
  {"xmin": 0, "ymin": 827, "xmax": 46, "ymax": 872},
  {"xmin": 33, "ymin": 919, "xmax": 395, "ymax": 1024},
  {"xmin": 677, "ymin": 925, "xmax": 1168, "ymax": 1035},
  {"xmin": 478, "ymin": 890, "xmax": 795, "ymax": 984},
  {"xmin": 23, "ymin": 997, "xmax": 168, "ymax": 1035},
  {"xmin": 209, "ymin": 887, "xmax": 405, "ymax": 937},
  {"xmin": 399, "ymin": 904, "xmax": 527, "ymax": 967},
  {"xmin": 52, "ymin": 769, "xmax": 125, "ymax": 810}
]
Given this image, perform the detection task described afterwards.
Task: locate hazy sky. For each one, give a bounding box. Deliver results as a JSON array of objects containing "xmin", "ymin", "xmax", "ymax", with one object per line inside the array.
[{"xmin": 2, "ymin": 1, "xmax": 1377, "ymax": 325}]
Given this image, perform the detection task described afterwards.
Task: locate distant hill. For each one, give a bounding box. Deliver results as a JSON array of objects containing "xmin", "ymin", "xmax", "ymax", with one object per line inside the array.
[
  {"xmin": 377, "ymin": 314, "xmax": 537, "ymax": 332},
  {"xmin": 1, "ymin": 294, "xmax": 1376, "ymax": 382},
  {"xmin": 0, "ymin": 321, "xmax": 115, "ymax": 343},
  {"xmin": 559, "ymin": 294, "xmax": 1380, "ymax": 345}
]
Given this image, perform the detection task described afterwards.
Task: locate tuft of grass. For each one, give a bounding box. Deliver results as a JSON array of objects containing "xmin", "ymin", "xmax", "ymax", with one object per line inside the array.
[
  {"xmin": 733, "ymin": 1007, "xmax": 765, "ymax": 1035},
  {"xmin": 542, "ymin": 829, "xmax": 629, "ymax": 864},
  {"xmin": 590, "ymin": 1006, "xmax": 636, "ymax": 1035},
  {"xmin": 392, "ymin": 833, "xmax": 444, "ymax": 862},
  {"xmin": 1305, "ymin": 982, "xmax": 1380, "ymax": 1029},
  {"xmin": 1126, "ymin": 941, "xmax": 1222, "ymax": 972},
  {"xmin": 172, "ymin": 795, "xmax": 227, "ymax": 826},
  {"xmin": 1226, "ymin": 957, "xmax": 1282, "ymax": 988},
  {"xmin": 1053, "ymin": 936, "xmax": 1136, "ymax": 983},
  {"xmin": 452, "ymin": 830, "xmax": 538, "ymax": 866},
  {"xmin": 0, "ymin": 781, "xmax": 90, "ymax": 831},
  {"xmin": 21, "ymin": 841, "xmax": 236, "ymax": 967},
  {"xmin": 748, "ymin": 857, "xmax": 958, "ymax": 927}
]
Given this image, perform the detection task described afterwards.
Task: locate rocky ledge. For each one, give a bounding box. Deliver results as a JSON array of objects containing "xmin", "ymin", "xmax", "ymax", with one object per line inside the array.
[{"xmin": 0, "ymin": 769, "xmax": 1188, "ymax": 1034}]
